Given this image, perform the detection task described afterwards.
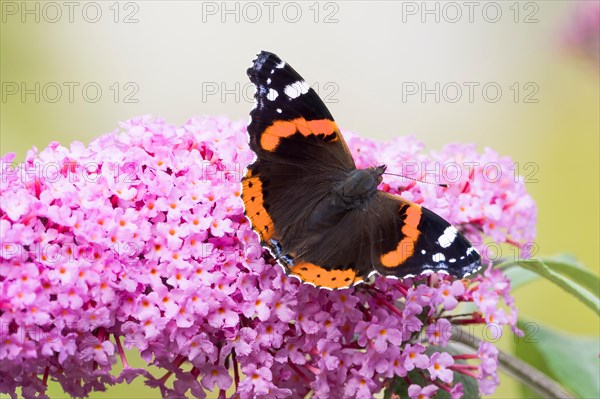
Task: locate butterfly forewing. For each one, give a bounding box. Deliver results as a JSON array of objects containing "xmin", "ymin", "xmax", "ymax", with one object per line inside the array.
[
  {"xmin": 246, "ymin": 51, "xmax": 355, "ymax": 171},
  {"xmin": 243, "ymin": 51, "xmax": 357, "ymax": 270}
]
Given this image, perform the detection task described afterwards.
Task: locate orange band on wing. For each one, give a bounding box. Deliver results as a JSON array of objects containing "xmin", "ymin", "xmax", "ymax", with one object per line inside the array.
[
  {"xmin": 380, "ymin": 204, "xmax": 422, "ymax": 268},
  {"xmin": 260, "ymin": 118, "xmax": 339, "ymax": 151},
  {"xmin": 290, "ymin": 262, "xmax": 362, "ymax": 289},
  {"xmin": 241, "ymin": 170, "xmax": 274, "ymax": 241}
]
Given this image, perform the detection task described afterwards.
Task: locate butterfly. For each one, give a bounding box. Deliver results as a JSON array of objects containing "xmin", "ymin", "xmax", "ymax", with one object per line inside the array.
[{"xmin": 242, "ymin": 51, "xmax": 481, "ymax": 289}]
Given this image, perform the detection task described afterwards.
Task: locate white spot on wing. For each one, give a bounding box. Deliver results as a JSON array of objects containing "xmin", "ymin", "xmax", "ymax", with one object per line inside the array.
[
  {"xmin": 421, "ymin": 250, "xmax": 426, "ymax": 255},
  {"xmin": 438, "ymin": 226, "xmax": 458, "ymax": 248},
  {"xmin": 432, "ymin": 253, "xmax": 446, "ymax": 262},
  {"xmin": 284, "ymin": 81, "xmax": 310, "ymax": 99},
  {"xmin": 276, "ymin": 60, "xmax": 285, "ymax": 69},
  {"xmin": 276, "ymin": 108, "xmax": 282, "ymax": 113},
  {"xmin": 449, "ymin": 258, "xmax": 456, "ymax": 263},
  {"xmin": 267, "ymin": 88, "xmax": 278, "ymax": 101}
]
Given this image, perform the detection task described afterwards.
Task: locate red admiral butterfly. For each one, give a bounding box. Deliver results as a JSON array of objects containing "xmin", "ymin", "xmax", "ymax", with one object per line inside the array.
[{"xmin": 242, "ymin": 51, "xmax": 481, "ymax": 289}]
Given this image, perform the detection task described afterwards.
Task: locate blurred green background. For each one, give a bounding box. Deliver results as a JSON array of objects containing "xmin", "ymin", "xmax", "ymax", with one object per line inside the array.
[{"xmin": 1, "ymin": 1, "xmax": 598, "ymax": 398}]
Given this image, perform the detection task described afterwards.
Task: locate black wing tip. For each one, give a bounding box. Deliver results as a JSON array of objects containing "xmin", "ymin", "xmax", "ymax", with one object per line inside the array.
[
  {"xmin": 255, "ymin": 50, "xmax": 277, "ymax": 59},
  {"xmin": 456, "ymin": 257, "xmax": 483, "ymax": 278},
  {"xmin": 396, "ymin": 257, "xmax": 483, "ymax": 280},
  {"xmin": 448, "ymin": 242, "xmax": 483, "ymax": 278},
  {"xmin": 247, "ymin": 50, "xmax": 282, "ymax": 78}
]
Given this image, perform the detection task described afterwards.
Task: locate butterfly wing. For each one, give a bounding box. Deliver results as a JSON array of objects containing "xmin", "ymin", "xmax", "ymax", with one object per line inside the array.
[
  {"xmin": 288, "ymin": 192, "xmax": 481, "ymax": 288},
  {"xmin": 246, "ymin": 51, "xmax": 355, "ymax": 170},
  {"xmin": 243, "ymin": 51, "xmax": 356, "ymax": 268},
  {"xmin": 369, "ymin": 192, "xmax": 482, "ymax": 278}
]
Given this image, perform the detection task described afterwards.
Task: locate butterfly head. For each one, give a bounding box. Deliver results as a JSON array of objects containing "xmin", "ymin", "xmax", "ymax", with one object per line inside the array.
[
  {"xmin": 372, "ymin": 165, "xmax": 387, "ymax": 184},
  {"xmin": 334, "ymin": 165, "xmax": 388, "ymax": 209}
]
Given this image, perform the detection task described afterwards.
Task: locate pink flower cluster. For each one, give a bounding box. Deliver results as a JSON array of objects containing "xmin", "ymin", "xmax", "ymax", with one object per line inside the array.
[{"xmin": 0, "ymin": 115, "xmax": 536, "ymax": 398}]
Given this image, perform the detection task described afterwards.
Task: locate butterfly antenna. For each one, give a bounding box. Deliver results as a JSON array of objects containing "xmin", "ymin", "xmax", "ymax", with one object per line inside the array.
[{"xmin": 382, "ymin": 172, "xmax": 449, "ymax": 188}]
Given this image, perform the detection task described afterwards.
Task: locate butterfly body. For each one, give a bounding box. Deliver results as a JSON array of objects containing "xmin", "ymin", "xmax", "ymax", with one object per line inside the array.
[
  {"xmin": 242, "ymin": 51, "xmax": 482, "ymax": 289},
  {"xmin": 308, "ymin": 166, "xmax": 385, "ymax": 230}
]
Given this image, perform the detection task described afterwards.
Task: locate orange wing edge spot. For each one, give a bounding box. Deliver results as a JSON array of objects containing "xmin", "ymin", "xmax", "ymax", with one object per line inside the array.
[
  {"xmin": 241, "ymin": 171, "xmax": 274, "ymax": 241},
  {"xmin": 290, "ymin": 262, "xmax": 362, "ymax": 289}
]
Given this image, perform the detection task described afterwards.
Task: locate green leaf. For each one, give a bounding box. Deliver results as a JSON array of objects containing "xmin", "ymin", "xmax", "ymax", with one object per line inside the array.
[
  {"xmin": 503, "ymin": 266, "xmax": 540, "ymax": 290},
  {"xmin": 515, "ymin": 319, "xmax": 600, "ymax": 399},
  {"xmin": 542, "ymin": 255, "xmax": 599, "ymax": 295},
  {"xmin": 514, "ymin": 324, "xmax": 552, "ymax": 399},
  {"xmin": 507, "ymin": 257, "xmax": 600, "ymax": 315}
]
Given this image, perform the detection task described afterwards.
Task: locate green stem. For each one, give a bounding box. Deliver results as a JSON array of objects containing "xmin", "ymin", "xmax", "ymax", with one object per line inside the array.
[
  {"xmin": 451, "ymin": 328, "xmax": 575, "ymax": 399},
  {"xmin": 495, "ymin": 259, "xmax": 519, "ymax": 272}
]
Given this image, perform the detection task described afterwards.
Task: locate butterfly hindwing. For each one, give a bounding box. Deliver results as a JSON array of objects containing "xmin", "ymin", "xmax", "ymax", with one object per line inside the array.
[
  {"xmin": 371, "ymin": 193, "xmax": 482, "ymax": 278},
  {"xmin": 282, "ymin": 192, "xmax": 481, "ymax": 288}
]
